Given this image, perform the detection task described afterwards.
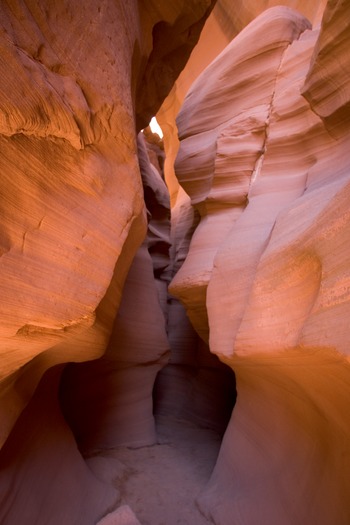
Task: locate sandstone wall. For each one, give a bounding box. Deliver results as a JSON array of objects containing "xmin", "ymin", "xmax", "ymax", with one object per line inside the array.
[
  {"xmin": 1, "ymin": 0, "xmax": 349, "ymax": 523},
  {"xmin": 157, "ymin": 0, "xmax": 328, "ymax": 207},
  {"xmin": 0, "ymin": 1, "xmax": 215, "ymax": 523},
  {"xmin": 60, "ymin": 133, "xmax": 171, "ymax": 453},
  {"xmin": 171, "ymin": 4, "xmax": 350, "ymax": 523}
]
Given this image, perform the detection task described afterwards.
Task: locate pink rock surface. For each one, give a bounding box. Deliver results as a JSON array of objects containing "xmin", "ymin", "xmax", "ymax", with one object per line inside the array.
[
  {"xmin": 171, "ymin": 4, "xmax": 350, "ymax": 523},
  {"xmin": 59, "ymin": 131, "xmax": 172, "ymax": 513},
  {"xmin": 0, "ymin": 0, "xmax": 146, "ymax": 449},
  {"xmin": 171, "ymin": 6, "xmax": 312, "ymax": 340},
  {"xmin": 61, "ymin": 241, "xmax": 170, "ymax": 452},
  {"xmin": 0, "ymin": 1, "xmax": 215, "ymax": 524},
  {"xmin": 302, "ymin": 0, "xmax": 350, "ymax": 136},
  {"xmin": 0, "ymin": 367, "xmax": 117, "ymax": 524},
  {"xmin": 199, "ymin": 348, "xmax": 350, "ymax": 524},
  {"xmin": 0, "ymin": 0, "xmax": 215, "ymax": 446},
  {"xmin": 157, "ymin": 0, "xmax": 327, "ymax": 209},
  {"xmin": 2, "ymin": 0, "xmax": 350, "ymax": 524}
]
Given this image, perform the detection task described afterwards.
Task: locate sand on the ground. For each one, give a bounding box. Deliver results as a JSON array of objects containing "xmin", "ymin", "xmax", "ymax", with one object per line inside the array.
[{"xmin": 88, "ymin": 416, "xmax": 220, "ymax": 525}]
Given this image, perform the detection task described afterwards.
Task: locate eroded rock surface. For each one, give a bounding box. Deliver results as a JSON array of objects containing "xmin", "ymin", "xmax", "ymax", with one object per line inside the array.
[
  {"xmin": 171, "ymin": 4, "xmax": 350, "ymax": 524},
  {"xmin": 0, "ymin": 1, "xmax": 215, "ymax": 523},
  {"xmin": 1, "ymin": 0, "xmax": 350, "ymax": 524},
  {"xmin": 157, "ymin": 0, "xmax": 328, "ymax": 208},
  {"xmin": 60, "ymin": 132, "xmax": 171, "ymax": 453}
]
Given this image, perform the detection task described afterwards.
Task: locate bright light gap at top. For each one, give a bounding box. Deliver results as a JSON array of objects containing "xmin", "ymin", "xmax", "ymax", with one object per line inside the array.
[{"xmin": 149, "ymin": 116, "xmax": 163, "ymax": 138}]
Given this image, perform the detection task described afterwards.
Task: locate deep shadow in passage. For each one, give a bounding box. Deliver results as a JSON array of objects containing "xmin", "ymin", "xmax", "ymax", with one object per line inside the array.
[{"xmin": 153, "ymin": 339, "xmax": 237, "ymax": 437}]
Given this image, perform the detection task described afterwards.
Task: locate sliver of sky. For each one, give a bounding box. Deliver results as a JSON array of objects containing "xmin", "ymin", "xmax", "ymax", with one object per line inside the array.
[{"xmin": 149, "ymin": 116, "xmax": 163, "ymax": 138}]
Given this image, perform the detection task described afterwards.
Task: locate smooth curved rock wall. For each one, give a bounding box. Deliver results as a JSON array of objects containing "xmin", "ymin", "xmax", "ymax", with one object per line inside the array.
[
  {"xmin": 0, "ymin": 1, "xmax": 215, "ymax": 523},
  {"xmin": 0, "ymin": 366, "xmax": 117, "ymax": 524},
  {"xmin": 157, "ymin": 0, "xmax": 327, "ymax": 209},
  {"xmin": 60, "ymin": 132, "xmax": 171, "ymax": 452},
  {"xmin": 171, "ymin": 4, "xmax": 350, "ymax": 524}
]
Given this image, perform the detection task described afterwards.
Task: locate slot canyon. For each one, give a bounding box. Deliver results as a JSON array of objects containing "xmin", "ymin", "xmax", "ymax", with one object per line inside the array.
[{"xmin": 0, "ymin": 1, "xmax": 349, "ymax": 524}]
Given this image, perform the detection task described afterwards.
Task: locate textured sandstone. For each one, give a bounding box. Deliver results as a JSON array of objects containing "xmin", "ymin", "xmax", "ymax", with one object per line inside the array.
[
  {"xmin": 170, "ymin": 6, "xmax": 312, "ymax": 339},
  {"xmin": 135, "ymin": 0, "xmax": 216, "ymax": 129},
  {"xmin": 0, "ymin": 0, "xmax": 145, "ymax": 450},
  {"xmin": 0, "ymin": 1, "xmax": 215, "ymax": 524},
  {"xmin": 302, "ymin": 0, "xmax": 350, "ymax": 136},
  {"xmin": 0, "ymin": 367, "xmax": 117, "ymax": 524},
  {"xmin": 170, "ymin": 4, "xmax": 350, "ymax": 524},
  {"xmin": 167, "ymin": 0, "xmax": 328, "ymax": 109},
  {"xmin": 1, "ymin": 0, "xmax": 350, "ymax": 524},
  {"xmin": 61, "ymin": 134, "xmax": 171, "ymax": 452},
  {"xmin": 0, "ymin": 0, "xmax": 215, "ymax": 449},
  {"xmin": 157, "ymin": 0, "xmax": 328, "ymax": 207},
  {"xmin": 153, "ymin": 180, "xmax": 236, "ymax": 434}
]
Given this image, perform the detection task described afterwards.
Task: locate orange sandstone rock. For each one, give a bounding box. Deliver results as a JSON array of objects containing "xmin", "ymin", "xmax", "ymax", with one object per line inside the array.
[
  {"xmin": 171, "ymin": 6, "xmax": 312, "ymax": 341},
  {"xmin": 171, "ymin": 4, "xmax": 350, "ymax": 524},
  {"xmin": 0, "ymin": 1, "xmax": 215, "ymax": 524},
  {"xmin": 0, "ymin": 0, "xmax": 214, "ymax": 445}
]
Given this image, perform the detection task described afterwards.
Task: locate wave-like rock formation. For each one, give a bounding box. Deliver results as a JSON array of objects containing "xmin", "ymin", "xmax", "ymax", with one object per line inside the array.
[
  {"xmin": 1, "ymin": 0, "xmax": 350, "ymax": 524},
  {"xmin": 0, "ymin": 1, "xmax": 215, "ymax": 523},
  {"xmin": 171, "ymin": 3, "xmax": 350, "ymax": 524},
  {"xmin": 60, "ymin": 132, "xmax": 171, "ymax": 453},
  {"xmin": 156, "ymin": 0, "xmax": 327, "ymax": 210}
]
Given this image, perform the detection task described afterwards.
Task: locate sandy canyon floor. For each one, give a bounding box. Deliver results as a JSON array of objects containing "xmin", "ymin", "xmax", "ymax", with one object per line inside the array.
[{"xmin": 88, "ymin": 416, "xmax": 220, "ymax": 524}]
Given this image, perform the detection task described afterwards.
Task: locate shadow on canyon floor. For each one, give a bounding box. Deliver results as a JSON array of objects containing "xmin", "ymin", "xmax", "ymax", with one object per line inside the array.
[
  {"xmin": 86, "ymin": 359, "xmax": 237, "ymax": 524},
  {"xmin": 89, "ymin": 415, "xmax": 222, "ymax": 525}
]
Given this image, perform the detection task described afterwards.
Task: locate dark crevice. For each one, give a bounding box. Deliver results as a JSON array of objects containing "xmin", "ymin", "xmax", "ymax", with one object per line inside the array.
[{"xmin": 153, "ymin": 334, "xmax": 236, "ymax": 437}]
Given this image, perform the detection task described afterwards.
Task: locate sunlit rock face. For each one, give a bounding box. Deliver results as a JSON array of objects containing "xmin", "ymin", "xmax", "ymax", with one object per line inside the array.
[
  {"xmin": 0, "ymin": 0, "xmax": 145, "ymax": 449},
  {"xmin": 157, "ymin": 0, "xmax": 327, "ymax": 208},
  {"xmin": 171, "ymin": 4, "xmax": 350, "ymax": 524},
  {"xmin": 171, "ymin": 6, "xmax": 313, "ymax": 339},
  {"xmin": 302, "ymin": 0, "xmax": 350, "ymax": 137},
  {"xmin": 173, "ymin": 0, "xmax": 328, "ymax": 103},
  {"xmin": 0, "ymin": 1, "xmax": 215, "ymax": 523},
  {"xmin": 0, "ymin": 0, "xmax": 215, "ymax": 449}
]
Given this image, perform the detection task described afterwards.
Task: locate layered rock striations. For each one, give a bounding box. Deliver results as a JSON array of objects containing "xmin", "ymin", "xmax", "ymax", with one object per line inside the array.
[
  {"xmin": 157, "ymin": 0, "xmax": 328, "ymax": 210},
  {"xmin": 0, "ymin": 0, "xmax": 215, "ymax": 445},
  {"xmin": 1, "ymin": 0, "xmax": 350, "ymax": 524},
  {"xmin": 171, "ymin": 4, "xmax": 350, "ymax": 524},
  {"xmin": 0, "ymin": 1, "xmax": 215, "ymax": 524},
  {"xmin": 302, "ymin": 0, "xmax": 350, "ymax": 136},
  {"xmin": 171, "ymin": 6, "xmax": 312, "ymax": 339},
  {"xmin": 60, "ymin": 132, "xmax": 171, "ymax": 453}
]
